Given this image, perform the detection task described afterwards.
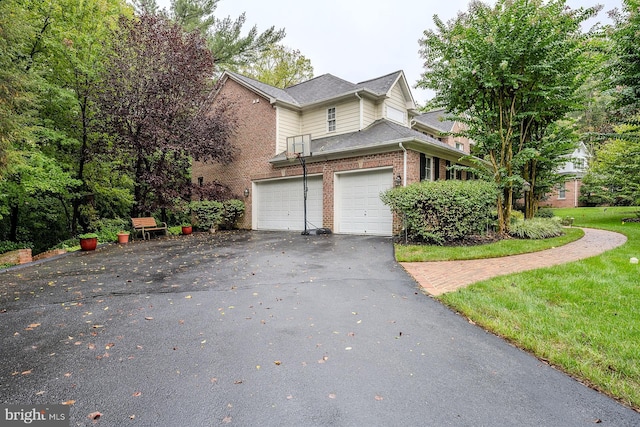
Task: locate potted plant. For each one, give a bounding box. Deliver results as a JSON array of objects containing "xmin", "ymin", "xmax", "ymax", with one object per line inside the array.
[
  {"xmin": 181, "ymin": 224, "xmax": 192, "ymax": 235},
  {"xmin": 78, "ymin": 233, "xmax": 98, "ymax": 251},
  {"xmin": 117, "ymin": 231, "xmax": 130, "ymax": 244}
]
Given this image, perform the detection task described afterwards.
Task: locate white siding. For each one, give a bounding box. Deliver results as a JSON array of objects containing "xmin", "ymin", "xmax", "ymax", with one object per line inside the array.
[
  {"xmin": 301, "ymin": 100, "xmax": 361, "ymax": 138},
  {"xmin": 362, "ymin": 99, "xmax": 377, "ymax": 128},
  {"xmin": 277, "ymin": 108, "xmax": 301, "ymax": 153},
  {"xmin": 385, "ymin": 83, "xmax": 407, "ymax": 126}
]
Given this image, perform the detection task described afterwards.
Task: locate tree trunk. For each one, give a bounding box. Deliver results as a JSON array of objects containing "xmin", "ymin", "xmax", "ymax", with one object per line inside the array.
[{"xmin": 9, "ymin": 204, "xmax": 19, "ymax": 241}]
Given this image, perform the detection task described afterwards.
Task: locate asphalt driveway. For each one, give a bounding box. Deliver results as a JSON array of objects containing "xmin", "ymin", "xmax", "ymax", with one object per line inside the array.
[{"xmin": 1, "ymin": 231, "xmax": 638, "ymax": 426}]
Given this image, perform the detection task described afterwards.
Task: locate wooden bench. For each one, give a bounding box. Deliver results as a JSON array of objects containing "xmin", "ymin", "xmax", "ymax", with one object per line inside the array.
[{"xmin": 131, "ymin": 217, "xmax": 168, "ymax": 240}]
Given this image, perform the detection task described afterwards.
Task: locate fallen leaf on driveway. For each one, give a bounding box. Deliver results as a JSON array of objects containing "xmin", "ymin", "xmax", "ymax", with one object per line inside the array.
[
  {"xmin": 61, "ymin": 400, "xmax": 75, "ymax": 406},
  {"xmin": 88, "ymin": 411, "xmax": 102, "ymax": 420},
  {"xmin": 144, "ymin": 317, "xmax": 153, "ymax": 321},
  {"xmin": 21, "ymin": 370, "xmax": 32, "ymax": 375},
  {"xmin": 328, "ymin": 393, "xmax": 336, "ymax": 399},
  {"xmin": 222, "ymin": 416, "xmax": 232, "ymax": 423},
  {"xmin": 375, "ymin": 395, "xmax": 384, "ymax": 401},
  {"xmin": 132, "ymin": 391, "xmax": 141, "ymax": 397}
]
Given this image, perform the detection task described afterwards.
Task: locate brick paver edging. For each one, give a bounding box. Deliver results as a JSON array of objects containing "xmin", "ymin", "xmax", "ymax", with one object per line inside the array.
[{"xmin": 401, "ymin": 228, "xmax": 627, "ymax": 296}]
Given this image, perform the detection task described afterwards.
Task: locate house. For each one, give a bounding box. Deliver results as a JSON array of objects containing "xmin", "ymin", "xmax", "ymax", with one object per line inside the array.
[
  {"xmin": 193, "ymin": 70, "xmax": 472, "ymax": 236},
  {"xmin": 540, "ymin": 141, "xmax": 590, "ymax": 209}
]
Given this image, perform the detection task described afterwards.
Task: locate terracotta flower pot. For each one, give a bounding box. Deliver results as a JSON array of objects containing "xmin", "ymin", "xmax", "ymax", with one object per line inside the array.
[
  {"xmin": 117, "ymin": 233, "xmax": 130, "ymax": 244},
  {"xmin": 79, "ymin": 237, "xmax": 98, "ymax": 251},
  {"xmin": 181, "ymin": 225, "xmax": 192, "ymax": 235}
]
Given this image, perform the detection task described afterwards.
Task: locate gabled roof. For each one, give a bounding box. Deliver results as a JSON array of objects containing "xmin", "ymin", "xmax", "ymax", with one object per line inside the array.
[
  {"xmin": 270, "ymin": 119, "xmax": 466, "ymax": 165},
  {"xmin": 224, "ymin": 71, "xmax": 299, "ymax": 106},
  {"xmin": 221, "ymin": 70, "xmax": 411, "ymax": 109},
  {"xmin": 414, "ymin": 108, "xmax": 456, "ymax": 133}
]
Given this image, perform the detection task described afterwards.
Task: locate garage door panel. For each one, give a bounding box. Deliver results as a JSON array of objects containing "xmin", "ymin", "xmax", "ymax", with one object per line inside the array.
[
  {"xmin": 337, "ymin": 169, "xmax": 393, "ymax": 236},
  {"xmin": 256, "ymin": 176, "xmax": 322, "ymax": 231}
]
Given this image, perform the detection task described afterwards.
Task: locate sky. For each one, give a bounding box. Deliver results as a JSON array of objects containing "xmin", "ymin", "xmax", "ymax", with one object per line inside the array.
[{"xmin": 156, "ymin": 0, "xmax": 622, "ymax": 105}]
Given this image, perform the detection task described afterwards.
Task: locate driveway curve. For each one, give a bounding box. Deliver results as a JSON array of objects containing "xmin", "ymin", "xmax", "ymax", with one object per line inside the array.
[
  {"xmin": 401, "ymin": 227, "xmax": 627, "ymax": 296},
  {"xmin": 1, "ymin": 231, "xmax": 637, "ymax": 426}
]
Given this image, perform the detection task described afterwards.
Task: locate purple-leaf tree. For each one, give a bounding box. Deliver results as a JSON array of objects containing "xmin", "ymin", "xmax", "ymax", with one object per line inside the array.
[{"xmin": 98, "ymin": 14, "xmax": 237, "ymax": 217}]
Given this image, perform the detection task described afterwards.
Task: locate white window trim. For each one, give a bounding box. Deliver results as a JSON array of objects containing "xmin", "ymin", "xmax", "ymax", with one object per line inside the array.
[
  {"xmin": 558, "ymin": 183, "xmax": 567, "ymax": 200},
  {"xmin": 423, "ymin": 156, "xmax": 434, "ymax": 181},
  {"xmin": 327, "ymin": 107, "xmax": 336, "ymax": 132}
]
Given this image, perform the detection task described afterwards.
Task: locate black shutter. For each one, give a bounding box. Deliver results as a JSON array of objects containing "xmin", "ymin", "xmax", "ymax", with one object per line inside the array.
[
  {"xmin": 420, "ymin": 153, "xmax": 426, "ymax": 181},
  {"xmin": 434, "ymin": 157, "xmax": 440, "ymax": 180}
]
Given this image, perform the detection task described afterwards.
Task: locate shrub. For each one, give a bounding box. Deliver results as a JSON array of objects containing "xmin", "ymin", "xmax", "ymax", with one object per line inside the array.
[
  {"xmin": 536, "ymin": 208, "xmax": 555, "ymax": 218},
  {"xmin": 0, "ymin": 241, "xmax": 33, "ymax": 255},
  {"xmin": 78, "ymin": 233, "xmax": 99, "ymax": 239},
  {"xmin": 189, "ymin": 199, "xmax": 245, "ymax": 230},
  {"xmin": 509, "ymin": 217, "xmax": 564, "ymax": 239},
  {"xmin": 190, "ymin": 200, "xmax": 223, "ymax": 230},
  {"xmin": 90, "ymin": 217, "xmax": 130, "ymax": 243},
  {"xmin": 220, "ymin": 199, "xmax": 245, "ymax": 230},
  {"xmin": 381, "ymin": 180, "xmax": 498, "ymax": 245}
]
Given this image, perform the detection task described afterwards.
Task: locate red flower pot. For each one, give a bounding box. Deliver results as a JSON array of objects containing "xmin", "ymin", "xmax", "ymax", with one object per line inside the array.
[
  {"xmin": 117, "ymin": 233, "xmax": 129, "ymax": 244},
  {"xmin": 79, "ymin": 237, "xmax": 98, "ymax": 251},
  {"xmin": 181, "ymin": 226, "xmax": 192, "ymax": 235}
]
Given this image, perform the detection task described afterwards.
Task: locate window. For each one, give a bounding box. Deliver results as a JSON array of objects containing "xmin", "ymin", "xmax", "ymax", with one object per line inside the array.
[
  {"xmin": 327, "ymin": 107, "xmax": 336, "ymax": 132},
  {"xmin": 446, "ymin": 160, "xmax": 453, "ymax": 180},
  {"xmin": 197, "ymin": 177, "xmax": 204, "ymax": 187},
  {"xmin": 420, "ymin": 154, "xmax": 433, "ymax": 181},
  {"xmin": 455, "ymin": 142, "xmax": 464, "ymax": 151},
  {"xmin": 386, "ymin": 105, "xmax": 405, "ymax": 124},
  {"xmin": 558, "ymin": 182, "xmax": 566, "ymax": 200}
]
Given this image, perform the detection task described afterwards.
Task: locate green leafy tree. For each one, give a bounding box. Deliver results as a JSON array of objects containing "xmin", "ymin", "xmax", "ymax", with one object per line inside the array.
[
  {"xmin": 586, "ymin": 123, "xmax": 640, "ymax": 205},
  {"xmin": 417, "ymin": 0, "xmax": 598, "ymax": 234},
  {"xmin": 0, "ymin": 0, "xmax": 41, "ymax": 177},
  {"xmin": 169, "ymin": 0, "xmax": 285, "ymax": 71},
  {"xmin": 609, "ymin": 0, "xmax": 640, "ymax": 120},
  {"xmin": 240, "ymin": 44, "xmax": 314, "ymax": 88}
]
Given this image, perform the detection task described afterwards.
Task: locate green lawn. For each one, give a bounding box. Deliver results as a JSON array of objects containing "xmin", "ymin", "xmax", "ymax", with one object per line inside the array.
[
  {"xmin": 395, "ymin": 227, "xmax": 584, "ymax": 261},
  {"xmin": 437, "ymin": 206, "xmax": 640, "ymax": 410}
]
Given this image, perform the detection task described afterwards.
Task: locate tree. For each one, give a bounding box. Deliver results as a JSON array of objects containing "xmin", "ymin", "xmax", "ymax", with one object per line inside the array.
[
  {"xmin": 169, "ymin": 0, "xmax": 285, "ymax": 72},
  {"xmin": 585, "ymin": 124, "xmax": 640, "ymax": 205},
  {"xmin": 0, "ymin": 0, "xmax": 40, "ymax": 178},
  {"xmin": 609, "ymin": 0, "xmax": 640, "ymax": 120},
  {"xmin": 239, "ymin": 44, "xmax": 314, "ymax": 88},
  {"xmin": 98, "ymin": 14, "xmax": 237, "ymax": 217},
  {"xmin": 417, "ymin": 0, "xmax": 598, "ymax": 234}
]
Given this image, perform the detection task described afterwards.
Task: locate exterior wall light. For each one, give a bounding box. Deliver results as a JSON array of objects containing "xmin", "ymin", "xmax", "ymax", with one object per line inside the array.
[
  {"xmin": 395, "ymin": 175, "xmax": 402, "ymax": 187},
  {"xmin": 244, "ymin": 188, "xmax": 250, "ymax": 198}
]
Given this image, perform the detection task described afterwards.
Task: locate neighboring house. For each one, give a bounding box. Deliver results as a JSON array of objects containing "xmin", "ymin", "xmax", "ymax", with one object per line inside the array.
[
  {"xmin": 540, "ymin": 141, "xmax": 590, "ymax": 209},
  {"xmin": 193, "ymin": 70, "xmax": 472, "ymax": 236}
]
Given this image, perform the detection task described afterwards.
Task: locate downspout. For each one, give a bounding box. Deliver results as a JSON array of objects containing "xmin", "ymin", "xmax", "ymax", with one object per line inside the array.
[
  {"xmin": 354, "ymin": 92, "xmax": 364, "ymax": 130},
  {"xmin": 574, "ymin": 177, "xmax": 578, "ymax": 207},
  {"xmin": 399, "ymin": 143, "xmax": 407, "ymax": 187}
]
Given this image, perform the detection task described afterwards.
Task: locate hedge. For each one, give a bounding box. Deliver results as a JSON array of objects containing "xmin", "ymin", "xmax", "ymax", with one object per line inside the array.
[{"xmin": 381, "ymin": 180, "xmax": 498, "ymax": 245}]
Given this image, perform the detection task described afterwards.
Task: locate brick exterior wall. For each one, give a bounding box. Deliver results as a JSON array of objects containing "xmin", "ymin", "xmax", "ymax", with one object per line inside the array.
[
  {"xmin": 540, "ymin": 178, "xmax": 584, "ymax": 209},
  {"xmin": 192, "ymin": 79, "xmax": 277, "ymax": 229}
]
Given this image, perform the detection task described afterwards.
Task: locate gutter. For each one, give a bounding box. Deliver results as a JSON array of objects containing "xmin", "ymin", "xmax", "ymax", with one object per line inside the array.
[{"xmin": 399, "ymin": 143, "xmax": 407, "ymax": 187}]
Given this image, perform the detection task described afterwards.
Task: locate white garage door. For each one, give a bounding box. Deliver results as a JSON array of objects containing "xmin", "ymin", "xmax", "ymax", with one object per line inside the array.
[
  {"xmin": 255, "ymin": 176, "xmax": 323, "ymax": 231},
  {"xmin": 336, "ymin": 169, "xmax": 393, "ymax": 236}
]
